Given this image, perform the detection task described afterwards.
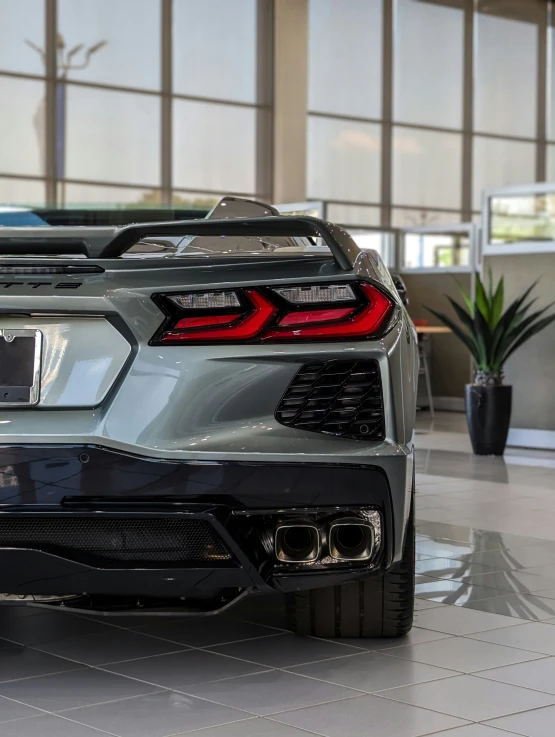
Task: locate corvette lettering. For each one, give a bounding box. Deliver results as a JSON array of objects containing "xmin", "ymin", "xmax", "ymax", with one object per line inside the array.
[{"xmin": 0, "ymin": 282, "xmax": 82, "ymax": 289}]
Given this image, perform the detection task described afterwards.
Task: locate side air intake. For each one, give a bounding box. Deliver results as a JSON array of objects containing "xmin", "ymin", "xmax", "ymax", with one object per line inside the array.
[{"xmin": 275, "ymin": 360, "xmax": 385, "ymax": 440}]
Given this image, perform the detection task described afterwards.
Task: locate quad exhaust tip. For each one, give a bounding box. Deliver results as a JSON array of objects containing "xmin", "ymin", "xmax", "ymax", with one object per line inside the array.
[
  {"xmin": 275, "ymin": 523, "xmax": 321, "ymax": 563},
  {"xmin": 274, "ymin": 516, "xmax": 376, "ymax": 564},
  {"xmin": 329, "ymin": 518, "xmax": 374, "ymax": 561}
]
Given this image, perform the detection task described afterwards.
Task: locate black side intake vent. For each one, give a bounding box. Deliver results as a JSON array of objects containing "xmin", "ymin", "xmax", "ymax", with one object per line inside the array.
[{"xmin": 276, "ymin": 360, "xmax": 385, "ymax": 440}]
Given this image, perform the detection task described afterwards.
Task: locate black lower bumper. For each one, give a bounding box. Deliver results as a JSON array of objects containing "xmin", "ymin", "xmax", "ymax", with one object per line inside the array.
[{"xmin": 0, "ymin": 445, "xmax": 397, "ymax": 604}]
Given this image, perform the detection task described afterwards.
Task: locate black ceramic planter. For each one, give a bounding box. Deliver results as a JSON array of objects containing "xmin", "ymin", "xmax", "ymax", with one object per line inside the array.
[{"xmin": 465, "ymin": 384, "xmax": 512, "ymax": 456}]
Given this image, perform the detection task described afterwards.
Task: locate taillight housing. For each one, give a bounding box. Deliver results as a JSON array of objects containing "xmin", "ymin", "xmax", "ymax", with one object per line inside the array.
[{"xmin": 150, "ymin": 281, "xmax": 394, "ymax": 345}]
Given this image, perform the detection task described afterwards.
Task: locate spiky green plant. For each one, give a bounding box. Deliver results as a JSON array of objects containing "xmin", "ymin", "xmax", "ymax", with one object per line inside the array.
[{"xmin": 427, "ymin": 270, "xmax": 555, "ymax": 386}]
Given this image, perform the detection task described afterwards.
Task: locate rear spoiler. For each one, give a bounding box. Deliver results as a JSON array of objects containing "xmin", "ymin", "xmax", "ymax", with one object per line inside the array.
[{"xmin": 0, "ymin": 216, "xmax": 360, "ymax": 271}]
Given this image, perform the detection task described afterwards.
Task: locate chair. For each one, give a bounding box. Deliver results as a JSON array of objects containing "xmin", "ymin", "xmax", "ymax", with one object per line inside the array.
[{"xmin": 418, "ymin": 333, "xmax": 434, "ymax": 418}]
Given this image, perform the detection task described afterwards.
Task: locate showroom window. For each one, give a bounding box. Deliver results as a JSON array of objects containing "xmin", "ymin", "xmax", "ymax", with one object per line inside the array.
[
  {"xmin": 173, "ymin": 0, "xmax": 257, "ymax": 104},
  {"xmin": 0, "ymin": 76, "xmax": 45, "ymax": 178},
  {"xmin": 392, "ymin": 128, "xmax": 463, "ymax": 211},
  {"xmin": 62, "ymin": 183, "xmax": 161, "ymax": 208},
  {"xmin": 307, "ymin": 0, "xmax": 548, "ymax": 230},
  {"xmin": 308, "ymin": 0, "xmax": 382, "ymax": 120},
  {"xmin": 58, "ymin": 0, "xmax": 161, "ymax": 91},
  {"xmin": 0, "ymin": 0, "xmax": 45, "ymax": 76},
  {"xmin": 0, "ymin": 177, "xmax": 45, "ymax": 207},
  {"xmin": 307, "ymin": 117, "xmax": 381, "ymax": 203},
  {"xmin": 394, "ymin": 0, "xmax": 464, "ymax": 130},
  {"xmin": 472, "ymin": 137, "xmax": 536, "ymax": 211},
  {"xmin": 391, "ymin": 208, "xmax": 463, "ymax": 228},
  {"xmin": 0, "ymin": 0, "xmax": 266, "ymax": 209},
  {"xmin": 307, "ymin": 0, "xmax": 383, "ymax": 229},
  {"xmin": 0, "ymin": 0, "xmax": 551, "ymax": 217},
  {"xmin": 474, "ymin": 9, "xmax": 537, "ymax": 139},
  {"xmin": 65, "ymin": 86, "xmax": 161, "ymax": 186},
  {"xmin": 172, "ymin": 99, "xmax": 257, "ymax": 195}
]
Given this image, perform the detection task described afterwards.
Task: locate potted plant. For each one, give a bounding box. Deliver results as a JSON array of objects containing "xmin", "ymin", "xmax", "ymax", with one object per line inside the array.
[{"xmin": 427, "ymin": 271, "xmax": 555, "ymax": 456}]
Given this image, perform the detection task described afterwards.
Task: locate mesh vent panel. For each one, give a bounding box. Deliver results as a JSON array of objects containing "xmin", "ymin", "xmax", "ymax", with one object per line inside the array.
[
  {"xmin": 0, "ymin": 517, "xmax": 231, "ymax": 568},
  {"xmin": 276, "ymin": 361, "xmax": 384, "ymax": 440}
]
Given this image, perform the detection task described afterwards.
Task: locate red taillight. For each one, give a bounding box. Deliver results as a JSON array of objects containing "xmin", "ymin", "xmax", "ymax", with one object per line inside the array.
[
  {"xmin": 264, "ymin": 284, "xmax": 392, "ymax": 341},
  {"xmin": 152, "ymin": 282, "xmax": 393, "ymax": 344},
  {"xmin": 160, "ymin": 289, "xmax": 277, "ymax": 343}
]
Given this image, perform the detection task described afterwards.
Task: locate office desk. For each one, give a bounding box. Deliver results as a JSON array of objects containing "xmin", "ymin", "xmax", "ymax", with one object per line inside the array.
[{"xmin": 415, "ymin": 326, "xmax": 452, "ymax": 335}]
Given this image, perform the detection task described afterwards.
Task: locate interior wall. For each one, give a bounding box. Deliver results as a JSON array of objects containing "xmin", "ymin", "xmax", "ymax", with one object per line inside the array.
[
  {"xmin": 403, "ymin": 273, "xmax": 472, "ymax": 399},
  {"xmin": 484, "ymin": 254, "xmax": 555, "ymax": 431}
]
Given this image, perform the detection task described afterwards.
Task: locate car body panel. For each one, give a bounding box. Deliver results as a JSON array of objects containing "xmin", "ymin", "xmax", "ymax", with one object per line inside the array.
[
  {"xmin": 0, "ymin": 197, "xmax": 418, "ymax": 612},
  {"xmin": 0, "ymin": 316, "xmax": 131, "ymax": 407}
]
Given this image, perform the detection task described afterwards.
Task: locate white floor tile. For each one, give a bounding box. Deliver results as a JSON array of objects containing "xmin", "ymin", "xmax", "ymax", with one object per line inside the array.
[
  {"xmin": 469, "ymin": 622, "xmax": 555, "ymax": 655},
  {"xmin": 486, "ymin": 704, "xmax": 555, "ymax": 737},
  {"xmin": 270, "ymin": 693, "xmax": 467, "ymax": 737},
  {"xmin": 383, "ymin": 634, "xmax": 543, "ymax": 673},
  {"xmin": 415, "ymin": 605, "xmax": 525, "ymax": 635},
  {"xmin": 477, "ymin": 656, "xmax": 555, "ymax": 694},
  {"xmin": 379, "ymin": 674, "xmax": 555, "ymax": 721}
]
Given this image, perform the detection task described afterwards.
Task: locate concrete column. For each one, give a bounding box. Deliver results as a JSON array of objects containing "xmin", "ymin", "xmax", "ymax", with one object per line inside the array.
[{"xmin": 272, "ymin": 0, "xmax": 308, "ymax": 204}]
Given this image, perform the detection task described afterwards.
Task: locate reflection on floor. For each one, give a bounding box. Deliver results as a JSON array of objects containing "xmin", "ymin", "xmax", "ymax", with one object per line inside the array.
[{"xmin": 2, "ymin": 412, "xmax": 555, "ymax": 736}]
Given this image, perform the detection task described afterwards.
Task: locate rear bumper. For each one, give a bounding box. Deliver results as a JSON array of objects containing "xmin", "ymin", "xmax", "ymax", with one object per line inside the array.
[{"xmin": 0, "ymin": 444, "xmax": 411, "ymax": 603}]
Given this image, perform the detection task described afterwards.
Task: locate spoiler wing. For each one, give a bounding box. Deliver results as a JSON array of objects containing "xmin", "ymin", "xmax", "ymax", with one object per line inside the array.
[{"xmin": 0, "ymin": 216, "xmax": 360, "ymax": 271}]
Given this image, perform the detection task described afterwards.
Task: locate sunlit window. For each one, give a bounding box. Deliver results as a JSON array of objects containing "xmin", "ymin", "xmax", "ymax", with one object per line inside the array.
[
  {"xmin": 472, "ymin": 137, "xmax": 535, "ymax": 211},
  {"xmin": 307, "ymin": 118, "xmax": 381, "ymax": 202},
  {"xmin": 475, "ymin": 11, "xmax": 537, "ymax": 138},
  {"xmin": 489, "ymin": 193, "xmax": 555, "ymax": 244},
  {"xmin": 394, "ymin": 0, "xmax": 464, "ymax": 129},
  {"xmin": 58, "ymin": 0, "xmax": 161, "ymax": 90},
  {"xmin": 403, "ymin": 233, "xmax": 470, "ymax": 269},
  {"xmin": 0, "ymin": 0, "xmax": 44, "ymax": 76},
  {"xmin": 308, "ymin": 0, "xmax": 382, "ymax": 119},
  {"xmin": 392, "ymin": 128, "xmax": 462, "ymax": 210}
]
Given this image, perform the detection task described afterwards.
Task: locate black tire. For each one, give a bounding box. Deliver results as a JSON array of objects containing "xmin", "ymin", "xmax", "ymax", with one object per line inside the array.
[{"xmin": 287, "ymin": 501, "xmax": 415, "ymax": 638}]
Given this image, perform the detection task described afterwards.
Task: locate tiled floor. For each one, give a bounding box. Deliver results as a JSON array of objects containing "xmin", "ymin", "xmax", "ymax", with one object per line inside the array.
[{"xmin": 2, "ymin": 412, "xmax": 555, "ymax": 736}]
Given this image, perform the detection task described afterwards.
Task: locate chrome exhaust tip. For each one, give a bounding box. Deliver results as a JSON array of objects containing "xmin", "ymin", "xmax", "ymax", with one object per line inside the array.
[
  {"xmin": 275, "ymin": 523, "xmax": 321, "ymax": 563},
  {"xmin": 329, "ymin": 518, "xmax": 374, "ymax": 561}
]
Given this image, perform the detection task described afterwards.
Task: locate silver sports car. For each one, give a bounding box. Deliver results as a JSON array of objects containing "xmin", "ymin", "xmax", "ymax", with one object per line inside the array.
[{"xmin": 0, "ymin": 197, "xmax": 418, "ymax": 638}]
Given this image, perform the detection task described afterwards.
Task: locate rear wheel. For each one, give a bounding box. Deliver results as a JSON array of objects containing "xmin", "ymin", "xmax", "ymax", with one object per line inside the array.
[{"xmin": 287, "ymin": 501, "xmax": 415, "ymax": 638}]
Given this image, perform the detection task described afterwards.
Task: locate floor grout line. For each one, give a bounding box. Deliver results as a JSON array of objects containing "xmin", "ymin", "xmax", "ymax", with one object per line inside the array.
[
  {"xmin": 182, "ymin": 715, "xmax": 326, "ymax": 737},
  {"xmin": 278, "ymin": 663, "xmax": 465, "ymax": 695},
  {"xmin": 26, "ymin": 644, "xmax": 192, "ymax": 669},
  {"xmin": 373, "ymin": 684, "xmax": 555, "ymax": 725},
  {"xmin": 172, "ymin": 685, "xmax": 365, "ymax": 720},
  {"xmin": 165, "ymin": 716, "xmax": 266, "ymax": 737},
  {"xmin": 52, "ymin": 688, "xmax": 170, "ymax": 715},
  {"xmin": 49, "ymin": 711, "xmax": 122, "ymax": 736}
]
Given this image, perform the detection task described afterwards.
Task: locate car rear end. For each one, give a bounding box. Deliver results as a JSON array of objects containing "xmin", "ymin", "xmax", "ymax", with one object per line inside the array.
[{"xmin": 0, "ymin": 200, "xmax": 418, "ymax": 636}]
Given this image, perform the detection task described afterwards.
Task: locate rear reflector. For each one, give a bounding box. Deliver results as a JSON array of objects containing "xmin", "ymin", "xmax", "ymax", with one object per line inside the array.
[{"xmin": 152, "ymin": 281, "xmax": 394, "ymax": 344}]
